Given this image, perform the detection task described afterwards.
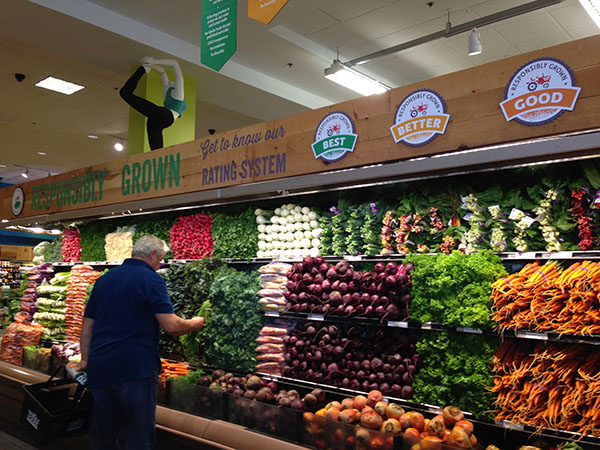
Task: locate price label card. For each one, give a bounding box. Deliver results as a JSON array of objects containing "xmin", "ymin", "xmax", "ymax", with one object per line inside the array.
[
  {"xmin": 554, "ymin": 251, "xmax": 573, "ymax": 259},
  {"xmin": 346, "ymin": 255, "xmax": 362, "ymax": 261},
  {"xmin": 264, "ymin": 311, "xmax": 280, "ymax": 317},
  {"xmin": 307, "ymin": 314, "xmax": 324, "ymax": 321},
  {"xmin": 388, "ymin": 321, "xmax": 408, "ymax": 328},
  {"xmin": 502, "ymin": 421, "xmax": 524, "ymax": 431},
  {"xmin": 456, "ymin": 327, "xmax": 483, "ymax": 334},
  {"xmin": 506, "ymin": 253, "xmax": 520, "ymax": 259},
  {"xmin": 541, "ymin": 252, "xmax": 552, "ymax": 259},
  {"xmin": 516, "ymin": 330, "xmax": 548, "ymax": 341},
  {"xmin": 421, "ymin": 322, "xmax": 433, "ymax": 330}
]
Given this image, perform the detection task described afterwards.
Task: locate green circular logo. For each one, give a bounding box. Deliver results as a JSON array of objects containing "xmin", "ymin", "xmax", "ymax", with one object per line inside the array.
[{"xmin": 11, "ymin": 187, "xmax": 24, "ymax": 216}]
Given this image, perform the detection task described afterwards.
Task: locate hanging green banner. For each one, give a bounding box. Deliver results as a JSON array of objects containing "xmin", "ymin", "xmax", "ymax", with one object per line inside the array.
[{"xmin": 201, "ymin": 0, "xmax": 237, "ymax": 72}]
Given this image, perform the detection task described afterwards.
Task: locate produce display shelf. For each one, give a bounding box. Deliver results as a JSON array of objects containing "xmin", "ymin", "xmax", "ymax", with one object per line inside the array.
[
  {"xmin": 262, "ymin": 312, "xmax": 600, "ymax": 345},
  {"xmin": 48, "ymin": 250, "xmax": 600, "ymax": 269},
  {"xmin": 256, "ymin": 373, "xmax": 600, "ymax": 448}
]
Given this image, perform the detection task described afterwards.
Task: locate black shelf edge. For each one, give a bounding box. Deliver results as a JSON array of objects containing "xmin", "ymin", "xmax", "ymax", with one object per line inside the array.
[{"xmin": 260, "ymin": 311, "xmax": 600, "ymax": 344}]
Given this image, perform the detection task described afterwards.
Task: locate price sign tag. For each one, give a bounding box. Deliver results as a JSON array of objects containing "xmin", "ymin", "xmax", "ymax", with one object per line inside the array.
[
  {"xmin": 502, "ymin": 421, "xmax": 524, "ymax": 431},
  {"xmin": 521, "ymin": 252, "xmax": 536, "ymax": 259},
  {"xmin": 554, "ymin": 251, "xmax": 573, "ymax": 259},
  {"xmin": 388, "ymin": 321, "xmax": 408, "ymax": 328},
  {"xmin": 307, "ymin": 314, "xmax": 324, "ymax": 321},
  {"xmin": 516, "ymin": 330, "xmax": 548, "ymax": 341},
  {"xmin": 421, "ymin": 322, "xmax": 433, "ymax": 330},
  {"xmin": 346, "ymin": 255, "xmax": 362, "ymax": 261},
  {"xmin": 506, "ymin": 253, "xmax": 521, "ymax": 259},
  {"xmin": 541, "ymin": 252, "xmax": 552, "ymax": 259},
  {"xmin": 456, "ymin": 327, "xmax": 483, "ymax": 334},
  {"xmin": 264, "ymin": 311, "xmax": 280, "ymax": 317}
]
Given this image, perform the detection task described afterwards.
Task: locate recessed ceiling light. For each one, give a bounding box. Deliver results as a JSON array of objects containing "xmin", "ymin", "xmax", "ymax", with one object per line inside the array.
[
  {"xmin": 114, "ymin": 141, "xmax": 124, "ymax": 151},
  {"xmin": 35, "ymin": 76, "xmax": 84, "ymax": 95},
  {"xmin": 37, "ymin": 151, "xmax": 47, "ymax": 156},
  {"xmin": 87, "ymin": 134, "xmax": 99, "ymax": 139}
]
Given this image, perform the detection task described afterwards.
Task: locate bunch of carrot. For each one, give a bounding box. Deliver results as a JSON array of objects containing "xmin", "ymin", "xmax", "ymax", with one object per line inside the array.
[
  {"xmin": 65, "ymin": 265, "xmax": 101, "ymax": 342},
  {"xmin": 159, "ymin": 359, "xmax": 190, "ymax": 381},
  {"xmin": 493, "ymin": 339, "xmax": 600, "ymax": 436},
  {"xmin": 492, "ymin": 261, "xmax": 600, "ymax": 335}
]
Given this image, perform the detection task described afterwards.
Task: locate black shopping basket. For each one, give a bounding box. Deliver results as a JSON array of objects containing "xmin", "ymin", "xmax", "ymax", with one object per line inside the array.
[{"xmin": 20, "ymin": 365, "xmax": 92, "ymax": 445}]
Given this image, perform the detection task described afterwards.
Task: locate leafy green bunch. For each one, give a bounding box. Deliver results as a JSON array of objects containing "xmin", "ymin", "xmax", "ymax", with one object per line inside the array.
[
  {"xmin": 406, "ymin": 250, "xmax": 507, "ymax": 329},
  {"xmin": 204, "ymin": 269, "xmax": 262, "ymax": 372},
  {"xmin": 413, "ymin": 332, "xmax": 497, "ymax": 420},
  {"xmin": 211, "ymin": 208, "xmax": 258, "ymax": 259}
]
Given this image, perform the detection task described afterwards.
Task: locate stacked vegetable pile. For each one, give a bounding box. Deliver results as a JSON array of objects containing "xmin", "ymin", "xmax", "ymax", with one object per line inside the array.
[
  {"xmin": 61, "ymin": 227, "xmax": 81, "ymax": 262},
  {"xmin": 104, "ymin": 228, "xmax": 134, "ymax": 261},
  {"xmin": 284, "ymin": 257, "xmax": 412, "ymax": 321},
  {"xmin": 65, "ymin": 265, "xmax": 101, "ymax": 342},
  {"xmin": 318, "ymin": 202, "xmax": 382, "ymax": 256},
  {"xmin": 203, "ymin": 269, "xmax": 262, "ymax": 372},
  {"xmin": 255, "ymin": 324, "xmax": 288, "ymax": 376},
  {"xmin": 492, "ymin": 260, "xmax": 600, "ymax": 335},
  {"xmin": 493, "ymin": 339, "xmax": 600, "ymax": 436},
  {"xmin": 19, "ymin": 264, "xmax": 54, "ymax": 323},
  {"xmin": 413, "ymin": 332, "xmax": 496, "ymax": 420},
  {"xmin": 211, "ymin": 208, "xmax": 258, "ymax": 259},
  {"xmin": 255, "ymin": 204, "xmax": 322, "ymax": 259},
  {"xmin": 33, "ymin": 241, "xmax": 50, "ymax": 265},
  {"xmin": 283, "ymin": 321, "xmax": 420, "ymax": 397},
  {"xmin": 35, "ymin": 272, "xmax": 70, "ymax": 339},
  {"xmin": 307, "ymin": 391, "xmax": 479, "ymax": 450},
  {"xmin": 257, "ymin": 262, "xmax": 290, "ymax": 313},
  {"xmin": 169, "ymin": 213, "xmax": 214, "ymax": 259},
  {"xmin": 407, "ymin": 251, "xmax": 507, "ymax": 329}
]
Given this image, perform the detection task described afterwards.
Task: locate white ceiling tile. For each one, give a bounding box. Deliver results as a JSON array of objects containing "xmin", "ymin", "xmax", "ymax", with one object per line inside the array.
[
  {"xmin": 283, "ymin": 9, "xmax": 340, "ymax": 36},
  {"xmin": 493, "ymin": 10, "xmax": 566, "ymax": 43},
  {"xmin": 318, "ymin": 0, "xmax": 394, "ymax": 22},
  {"xmin": 399, "ymin": 0, "xmax": 466, "ymax": 23},
  {"xmin": 345, "ymin": 3, "xmax": 416, "ymax": 40},
  {"xmin": 309, "ymin": 24, "xmax": 371, "ymax": 53},
  {"xmin": 514, "ymin": 30, "xmax": 573, "ymax": 52},
  {"xmin": 467, "ymin": 47, "xmax": 521, "ymax": 65},
  {"xmin": 421, "ymin": 8, "xmax": 480, "ymax": 34},
  {"xmin": 548, "ymin": 1, "xmax": 596, "ymax": 30},
  {"xmin": 568, "ymin": 26, "xmax": 600, "ymax": 39},
  {"xmin": 469, "ymin": 0, "xmax": 530, "ymax": 17}
]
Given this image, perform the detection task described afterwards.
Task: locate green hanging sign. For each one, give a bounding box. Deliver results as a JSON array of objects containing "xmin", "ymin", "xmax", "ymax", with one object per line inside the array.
[{"xmin": 201, "ymin": 0, "xmax": 237, "ymax": 72}]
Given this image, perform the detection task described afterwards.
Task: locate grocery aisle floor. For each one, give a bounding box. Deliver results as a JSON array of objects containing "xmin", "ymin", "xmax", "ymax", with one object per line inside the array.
[{"xmin": 0, "ymin": 420, "xmax": 89, "ymax": 450}]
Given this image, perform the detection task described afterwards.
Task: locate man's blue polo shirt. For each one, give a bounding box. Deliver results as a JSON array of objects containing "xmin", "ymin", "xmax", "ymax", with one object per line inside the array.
[{"xmin": 84, "ymin": 258, "xmax": 173, "ymax": 387}]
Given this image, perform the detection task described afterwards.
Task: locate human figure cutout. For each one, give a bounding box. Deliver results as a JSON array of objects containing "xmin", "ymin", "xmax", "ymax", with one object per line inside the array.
[{"xmin": 119, "ymin": 57, "xmax": 187, "ymax": 151}]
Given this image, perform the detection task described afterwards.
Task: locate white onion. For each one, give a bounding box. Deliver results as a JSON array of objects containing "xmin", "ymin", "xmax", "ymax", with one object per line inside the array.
[
  {"xmin": 286, "ymin": 232, "xmax": 294, "ymax": 242},
  {"xmin": 308, "ymin": 211, "xmax": 318, "ymax": 220},
  {"xmin": 302, "ymin": 222, "xmax": 311, "ymax": 231},
  {"xmin": 309, "ymin": 247, "xmax": 319, "ymax": 257},
  {"xmin": 303, "ymin": 230, "xmax": 313, "ymax": 239},
  {"xmin": 265, "ymin": 242, "xmax": 273, "ymax": 250},
  {"xmin": 256, "ymin": 215, "xmax": 267, "ymax": 224},
  {"xmin": 293, "ymin": 240, "xmax": 302, "ymax": 249},
  {"xmin": 275, "ymin": 208, "xmax": 282, "ymax": 216},
  {"xmin": 258, "ymin": 241, "xmax": 266, "ymax": 250},
  {"xmin": 257, "ymin": 250, "xmax": 265, "ymax": 258},
  {"xmin": 255, "ymin": 208, "xmax": 264, "ymax": 216},
  {"xmin": 280, "ymin": 209, "xmax": 290, "ymax": 217},
  {"xmin": 265, "ymin": 225, "xmax": 272, "ymax": 233},
  {"xmin": 294, "ymin": 206, "xmax": 302, "ymax": 213},
  {"xmin": 257, "ymin": 224, "xmax": 266, "ymax": 233},
  {"xmin": 311, "ymin": 238, "xmax": 321, "ymax": 248},
  {"xmin": 301, "ymin": 238, "xmax": 311, "ymax": 248},
  {"xmin": 270, "ymin": 216, "xmax": 279, "ymax": 224},
  {"xmin": 258, "ymin": 233, "xmax": 266, "ymax": 240},
  {"xmin": 309, "ymin": 220, "xmax": 319, "ymax": 229},
  {"xmin": 301, "ymin": 206, "xmax": 310, "ymax": 215},
  {"xmin": 294, "ymin": 222, "xmax": 303, "ymax": 231},
  {"xmin": 264, "ymin": 234, "xmax": 273, "ymax": 242},
  {"xmin": 312, "ymin": 228, "xmax": 322, "ymax": 238}
]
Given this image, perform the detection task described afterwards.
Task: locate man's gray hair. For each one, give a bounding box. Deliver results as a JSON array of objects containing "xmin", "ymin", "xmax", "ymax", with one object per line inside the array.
[{"xmin": 132, "ymin": 235, "xmax": 169, "ymax": 258}]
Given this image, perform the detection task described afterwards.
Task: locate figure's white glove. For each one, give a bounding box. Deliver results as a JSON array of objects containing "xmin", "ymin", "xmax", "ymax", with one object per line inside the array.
[
  {"xmin": 140, "ymin": 56, "xmax": 154, "ymax": 65},
  {"xmin": 140, "ymin": 56, "xmax": 154, "ymax": 73}
]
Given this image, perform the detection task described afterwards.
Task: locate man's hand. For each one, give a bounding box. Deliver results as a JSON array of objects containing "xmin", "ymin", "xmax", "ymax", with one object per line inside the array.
[
  {"xmin": 190, "ymin": 316, "xmax": 205, "ymax": 331},
  {"xmin": 79, "ymin": 359, "xmax": 87, "ymax": 371}
]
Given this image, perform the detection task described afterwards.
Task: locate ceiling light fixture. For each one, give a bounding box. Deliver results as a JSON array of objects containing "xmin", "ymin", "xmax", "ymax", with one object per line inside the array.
[
  {"xmin": 114, "ymin": 140, "xmax": 124, "ymax": 151},
  {"xmin": 87, "ymin": 134, "xmax": 99, "ymax": 139},
  {"xmin": 37, "ymin": 151, "xmax": 47, "ymax": 156},
  {"xmin": 468, "ymin": 27, "xmax": 482, "ymax": 56},
  {"xmin": 324, "ymin": 60, "xmax": 390, "ymax": 96},
  {"xmin": 21, "ymin": 168, "xmax": 29, "ymax": 178},
  {"xmin": 579, "ymin": 0, "xmax": 600, "ymax": 28},
  {"xmin": 35, "ymin": 76, "xmax": 84, "ymax": 95}
]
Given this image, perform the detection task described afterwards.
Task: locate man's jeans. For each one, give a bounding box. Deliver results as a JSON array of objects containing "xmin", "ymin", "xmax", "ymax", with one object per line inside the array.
[{"xmin": 89, "ymin": 376, "xmax": 158, "ymax": 450}]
